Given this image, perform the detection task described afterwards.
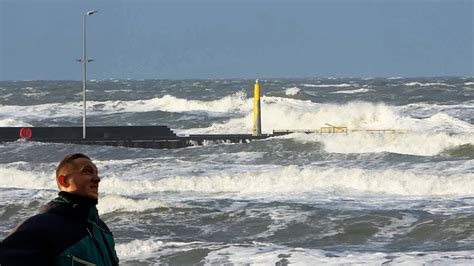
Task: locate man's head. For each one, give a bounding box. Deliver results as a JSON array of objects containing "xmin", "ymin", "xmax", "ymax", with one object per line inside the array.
[{"xmin": 56, "ymin": 153, "xmax": 100, "ymax": 199}]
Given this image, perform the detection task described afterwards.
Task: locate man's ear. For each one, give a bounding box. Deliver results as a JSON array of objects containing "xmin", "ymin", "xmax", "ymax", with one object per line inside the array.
[{"xmin": 57, "ymin": 175, "xmax": 69, "ymax": 188}]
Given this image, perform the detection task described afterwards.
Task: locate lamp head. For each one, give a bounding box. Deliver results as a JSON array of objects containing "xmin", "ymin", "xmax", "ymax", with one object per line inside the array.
[{"xmin": 86, "ymin": 10, "xmax": 98, "ymax": 16}]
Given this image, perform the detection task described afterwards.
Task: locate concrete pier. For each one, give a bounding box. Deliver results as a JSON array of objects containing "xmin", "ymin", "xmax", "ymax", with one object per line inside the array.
[{"xmin": 0, "ymin": 126, "xmax": 272, "ymax": 149}]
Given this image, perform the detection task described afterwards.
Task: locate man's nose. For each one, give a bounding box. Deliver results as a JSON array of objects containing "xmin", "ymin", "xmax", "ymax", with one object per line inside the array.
[{"xmin": 91, "ymin": 174, "xmax": 100, "ymax": 183}]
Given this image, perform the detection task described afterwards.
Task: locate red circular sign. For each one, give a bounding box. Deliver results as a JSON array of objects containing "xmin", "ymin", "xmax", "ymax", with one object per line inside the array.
[{"xmin": 19, "ymin": 127, "xmax": 32, "ymax": 140}]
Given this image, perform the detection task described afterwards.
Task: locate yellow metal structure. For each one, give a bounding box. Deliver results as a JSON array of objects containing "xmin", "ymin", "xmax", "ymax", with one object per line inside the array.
[
  {"xmin": 252, "ymin": 79, "xmax": 262, "ymax": 136},
  {"xmin": 272, "ymin": 124, "xmax": 410, "ymax": 135},
  {"xmin": 320, "ymin": 123, "xmax": 348, "ymax": 133}
]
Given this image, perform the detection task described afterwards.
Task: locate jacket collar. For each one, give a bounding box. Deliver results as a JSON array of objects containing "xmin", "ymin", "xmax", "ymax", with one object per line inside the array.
[
  {"xmin": 40, "ymin": 192, "xmax": 98, "ymax": 222},
  {"xmin": 58, "ymin": 191, "xmax": 98, "ymax": 207}
]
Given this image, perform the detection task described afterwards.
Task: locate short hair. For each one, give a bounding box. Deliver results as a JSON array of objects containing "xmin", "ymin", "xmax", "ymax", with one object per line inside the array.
[{"xmin": 56, "ymin": 153, "xmax": 91, "ymax": 178}]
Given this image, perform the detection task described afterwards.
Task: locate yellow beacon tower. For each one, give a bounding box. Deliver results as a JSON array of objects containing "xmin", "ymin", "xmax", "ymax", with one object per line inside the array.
[{"xmin": 252, "ymin": 79, "xmax": 262, "ymax": 136}]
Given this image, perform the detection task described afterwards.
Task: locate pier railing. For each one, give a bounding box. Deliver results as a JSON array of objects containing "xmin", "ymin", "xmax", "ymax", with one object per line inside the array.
[{"xmin": 273, "ymin": 124, "xmax": 410, "ymax": 135}]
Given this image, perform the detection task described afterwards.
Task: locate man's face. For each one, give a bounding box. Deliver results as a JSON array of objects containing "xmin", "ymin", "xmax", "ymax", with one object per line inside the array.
[{"xmin": 61, "ymin": 158, "xmax": 100, "ymax": 199}]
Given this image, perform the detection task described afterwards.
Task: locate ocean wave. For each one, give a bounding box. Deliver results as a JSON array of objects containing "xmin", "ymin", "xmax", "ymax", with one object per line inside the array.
[
  {"xmin": 285, "ymin": 87, "xmax": 300, "ymax": 96},
  {"xmin": 1, "ymin": 92, "xmax": 471, "ymax": 137},
  {"xmin": 1, "ymin": 162, "xmax": 473, "ymax": 201},
  {"xmin": 331, "ymin": 88, "xmax": 373, "ymax": 94},
  {"xmin": 442, "ymin": 143, "xmax": 474, "ymax": 158},
  {"xmin": 0, "ymin": 91, "xmax": 251, "ymax": 122},
  {"xmin": 183, "ymin": 100, "xmax": 473, "ymax": 135},
  {"xmin": 116, "ymin": 238, "xmax": 165, "ymax": 258},
  {"xmin": 117, "ymin": 239, "xmax": 474, "ymax": 264},
  {"xmin": 97, "ymin": 91, "xmax": 249, "ymax": 113},
  {"xmin": 421, "ymin": 112, "xmax": 473, "ymax": 132},
  {"xmin": 0, "ymin": 118, "xmax": 33, "ymax": 127},
  {"xmin": 301, "ymin": 83, "xmax": 356, "ymax": 88},
  {"xmin": 97, "ymin": 194, "xmax": 169, "ymax": 214},
  {"xmin": 23, "ymin": 92, "xmax": 50, "ymax": 98},
  {"xmin": 0, "ymin": 93, "xmax": 14, "ymax": 100},
  {"xmin": 183, "ymin": 100, "xmax": 402, "ymax": 134},
  {"xmin": 288, "ymin": 132, "xmax": 474, "ymax": 156},
  {"xmin": 400, "ymin": 102, "xmax": 474, "ymax": 114},
  {"xmin": 103, "ymin": 90, "xmax": 133, "ymax": 93},
  {"xmin": 205, "ymin": 245, "xmax": 474, "ymax": 265},
  {"xmin": 404, "ymin": 82, "xmax": 453, "ymax": 87},
  {"xmin": 0, "ymin": 167, "xmax": 55, "ymax": 190},
  {"xmin": 0, "ymin": 166, "xmax": 172, "ymax": 214},
  {"xmin": 116, "ymin": 239, "xmax": 211, "ymax": 260},
  {"xmin": 98, "ymin": 166, "xmax": 474, "ymax": 197}
]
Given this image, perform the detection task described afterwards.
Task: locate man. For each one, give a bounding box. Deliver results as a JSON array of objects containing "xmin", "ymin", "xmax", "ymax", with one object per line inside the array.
[{"xmin": 0, "ymin": 153, "xmax": 119, "ymax": 265}]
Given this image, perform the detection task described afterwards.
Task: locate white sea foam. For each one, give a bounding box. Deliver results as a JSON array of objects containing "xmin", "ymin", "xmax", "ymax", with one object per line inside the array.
[
  {"xmin": 205, "ymin": 245, "xmax": 474, "ymax": 265},
  {"xmin": 0, "ymin": 93, "xmax": 13, "ymax": 99},
  {"xmin": 332, "ymin": 88, "xmax": 372, "ymax": 94},
  {"xmin": 97, "ymin": 166, "xmax": 474, "ymax": 197},
  {"xmin": 116, "ymin": 239, "xmax": 215, "ymax": 261},
  {"xmin": 285, "ymin": 87, "xmax": 300, "ymax": 96},
  {"xmin": 0, "ymin": 167, "xmax": 55, "ymax": 190},
  {"xmin": 97, "ymin": 194, "xmax": 169, "ymax": 214},
  {"xmin": 0, "ymin": 118, "xmax": 33, "ymax": 127},
  {"xmin": 115, "ymin": 239, "xmax": 474, "ymax": 264},
  {"xmin": 0, "ymin": 102, "xmax": 83, "ymax": 121},
  {"xmin": 23, "ymin": 92, "xmax": 49, "ymax": 97},
  {"xmin": 422, "ymin": 197, "xmax": 474, "ymax": 215},
  {"xmin": 115, "ymin": 238, "xmax": 165, "ymax": 258},
  {"xmin": 371, "ymin": 213, "xmax": 419, "ymax": 240},
  {"xmin": 0, "ymin": 167, "xmax": 170, "ymax": 214},
  {"xmin": 98, "ymin": 91, "xmax": 249, "ymax": 113},
  {"xmin": 186, "ymin": 100, "xmax": 402, "ymax": 134},
  {"xmin": 182, "ymin": 98, "xmax": 473, "ymax": 135},
  {"xmin": 103, "ymin": 90, "xmax": 133, "ymax": 93},
  {"xmin": 254, "ymin": 207, "xmax": 312, "ymax": 238},
  {"xmin": 404, "ymin": 82, "xmax": 452, "ymax": 87},
  {"xmin": 463, "ymin": 82, "xmax": 474, "ymax": 86},
  {"xmin": 2, "ymin": 160, "xmax": 472, "ymax": 198},
  {"xmin": 399, "ymin": 102, "xmax": 474, "ymax": 117},
  {"xmin": 1, "ymin": 90, "xmax": 471, "ymax": 137},
  {"xmin": 421, "ymin": 112, "xmax": 474, "ymax": 132},
  {"xmin": 288, "ymin": 131, "xmax": 474, "ymax": 156},
  {"xmin": 0, "ymin": 92, "xmax": 251, "ymax": 123},
  {"xmin": 301, "ymin": 83, "xmax": 355, "ymax": 88}
]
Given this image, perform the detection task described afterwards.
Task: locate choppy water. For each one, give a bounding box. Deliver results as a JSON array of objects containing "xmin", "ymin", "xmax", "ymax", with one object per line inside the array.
[{"xmin": 1, "ymin": 77, "xmax": 473, "ymax": 265}]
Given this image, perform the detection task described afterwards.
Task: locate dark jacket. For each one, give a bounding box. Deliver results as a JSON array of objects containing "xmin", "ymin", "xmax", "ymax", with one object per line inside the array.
[{"xmin": 0, "ymin": 192, "xmax": 119, "ymax": 266}]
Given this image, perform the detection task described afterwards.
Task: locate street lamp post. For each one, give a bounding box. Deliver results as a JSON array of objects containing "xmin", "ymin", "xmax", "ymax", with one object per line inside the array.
[{"xmin": 82, "ymin": 10, "xmax": 97, "ymax": 139}]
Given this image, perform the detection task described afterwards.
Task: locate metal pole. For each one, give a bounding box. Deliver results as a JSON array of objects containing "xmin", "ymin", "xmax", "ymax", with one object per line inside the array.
[
  {"xmin": 252, "ymin": 79, "xmax": 262, "ymax": 136},
  {"xmin": 82, "ymin": 13, "xmax": 87, "ymax": 139},
  {"xmin": 82, "ymin": 10, "xmax": 96, "ymax": 139}
]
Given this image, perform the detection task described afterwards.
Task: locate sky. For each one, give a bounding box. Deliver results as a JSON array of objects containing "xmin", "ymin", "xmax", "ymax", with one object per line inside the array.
[{"xmin": 0, "ymin": 0, "xmax": 473, "ymax": 80}]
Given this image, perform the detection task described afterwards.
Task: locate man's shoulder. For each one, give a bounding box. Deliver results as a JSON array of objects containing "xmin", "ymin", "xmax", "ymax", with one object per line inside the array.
[
  {"xmin": 11, "ymin": 198, "xmax": 78, "ymax": 236},
  {"xmin": 2, "ymin": 202, "xmax": 91, "ymax": 251},
  {"xmin": 0, "ymin": 202, "xmax": 89, "ymax": 265},
  {"xmin": 10, "ymin": 211, "xmax": 62, "ymax": 237}
]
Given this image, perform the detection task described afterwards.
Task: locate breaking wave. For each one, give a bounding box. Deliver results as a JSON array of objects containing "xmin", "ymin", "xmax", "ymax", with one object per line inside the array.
[
  {"xmin": 441, "ymin": 143, "xmax": 474, "ymax": 158},
  {"xmin": 2, "ymin": 166, "xmax": 472, "ymax": 197},
  {"xmin": 100, "ymin": 166, "xmax": 474, "ymax": 197},
  {"xmin": 287, "ymin": 132, "xmax": 474, "ymax": 156},
  {"xmin": 183, "ymin": 98, "xmax": 473, "ymax": 135}
]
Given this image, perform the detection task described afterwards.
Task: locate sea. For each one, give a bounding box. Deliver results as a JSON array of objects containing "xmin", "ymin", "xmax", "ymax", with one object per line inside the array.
[{"xmin": 0, "ymin": 77, "xmax": 473, "ymax": 265}]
